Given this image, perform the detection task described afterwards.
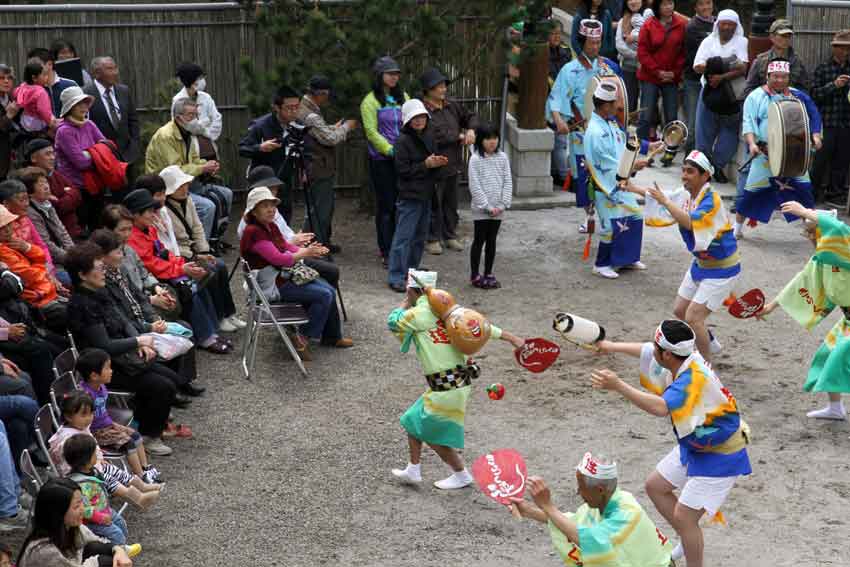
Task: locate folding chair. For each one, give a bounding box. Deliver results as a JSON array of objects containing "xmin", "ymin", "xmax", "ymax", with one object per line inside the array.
[
  {"xmin": 65, "ymin": 333, "xmax": 135, "ymax": 416},
  {"xmin": 19, "ymin": 449, "xmax": 42, "ymax": 526},
  {"xmin": 52, "ymin": 348, "xmax": 77, "ymax": 381},
  {"xmin": 49, "ymin": 371, "xmax": 79, "ymax": 426},
  {"xmin": 241, "ymin": 259, "xmax": 310, "ymax": 379},
  {"xmin": 34, "ymin": 404, "xmax": 59, "ymax": 477}
]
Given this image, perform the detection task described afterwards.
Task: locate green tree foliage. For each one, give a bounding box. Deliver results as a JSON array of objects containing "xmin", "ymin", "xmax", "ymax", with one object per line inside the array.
[{"xmin": 241, "ymin": 0, "xmax": 554, "ymax": 118}]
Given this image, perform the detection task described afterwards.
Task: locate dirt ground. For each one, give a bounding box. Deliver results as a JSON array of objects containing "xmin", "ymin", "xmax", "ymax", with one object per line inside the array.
[{"xmin": 22, "ymin": 177, "xmax": 849, "ymax": 566}]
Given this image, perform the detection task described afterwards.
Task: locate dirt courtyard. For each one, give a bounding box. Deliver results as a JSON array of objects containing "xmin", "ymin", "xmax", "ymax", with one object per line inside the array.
[{"xmin": 124, "ymin": 186, "xmax": 848, "ymax": 567}]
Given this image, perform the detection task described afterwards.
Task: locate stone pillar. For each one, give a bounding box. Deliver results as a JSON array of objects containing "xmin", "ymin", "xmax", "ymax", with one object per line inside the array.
[{"xmin": 504, "ymin": 113, "xmax": 574, "ymax": 208}]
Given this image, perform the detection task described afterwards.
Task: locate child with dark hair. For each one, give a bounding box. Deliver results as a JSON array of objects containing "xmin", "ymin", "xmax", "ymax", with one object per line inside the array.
[
  {"xmin": 76, "ymin": 348, "xmax": 162, "ymax": 484},
  {"xmin": 12, "ymin": 60, "xmax": 55, "ymax": 134},
  {"xmin": 63, "ymin": 433, "xmax": 130, "ymax": 544},
  {"xmin": 48, "ymin": 391, "xmax": 162, "ymax": 509},
  {"xmin": 0, "ymin": 542, "xmax": 12, "ymax": 567},
  {"xmin": 467, "ymin": 122, "xmax": 512, "ymax": 289}
]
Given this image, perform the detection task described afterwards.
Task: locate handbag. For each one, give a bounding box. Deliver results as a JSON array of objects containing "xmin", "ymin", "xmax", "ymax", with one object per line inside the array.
[
  {"xmin": 287, "ymin": 260, "xmax": 319, "ymax": 286},
  {"xmin": 140, "ymin": 332, "xmax": 194, "ymax": 361}
]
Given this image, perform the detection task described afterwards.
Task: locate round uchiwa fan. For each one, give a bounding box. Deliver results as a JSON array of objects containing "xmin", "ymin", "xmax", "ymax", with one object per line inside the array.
[{"xmin": 727, "ymin": 288, "xmax": 765, "ymax": 319}]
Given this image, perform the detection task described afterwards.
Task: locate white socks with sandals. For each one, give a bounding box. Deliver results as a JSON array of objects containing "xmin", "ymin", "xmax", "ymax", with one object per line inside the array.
[
  {"xmin": 806, "ymin": 401, "xmax": 846, "ymax": 420},
  {"xmin": 391, "ymin": 463, "xmax": 473, "ymax": 490}
]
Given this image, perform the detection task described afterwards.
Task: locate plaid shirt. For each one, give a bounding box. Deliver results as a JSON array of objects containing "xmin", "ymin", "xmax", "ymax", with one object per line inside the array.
[{"xmin": 811, "ymin": 57, "xmax": 850, "ymax": 128}]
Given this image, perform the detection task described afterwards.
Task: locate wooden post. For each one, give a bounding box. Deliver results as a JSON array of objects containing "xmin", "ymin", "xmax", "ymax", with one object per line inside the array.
[{"xmin": 517, "ymin": 41, "xmax": 548, "ymax": 130}]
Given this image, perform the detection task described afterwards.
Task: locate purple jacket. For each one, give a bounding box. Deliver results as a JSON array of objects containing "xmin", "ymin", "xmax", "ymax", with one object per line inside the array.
[{"xmin": 55, "ymin": 119, "xmax": 105, "ymax": 188}]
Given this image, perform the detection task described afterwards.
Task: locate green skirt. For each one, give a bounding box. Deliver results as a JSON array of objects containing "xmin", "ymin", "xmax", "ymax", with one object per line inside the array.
[
  {"xmin": 400, "ymin": 385, "xmax": 471, "ymax": 449},
  {"xmin": 804, "ymin": 317, "xmax": 850, "ymax": 393}
]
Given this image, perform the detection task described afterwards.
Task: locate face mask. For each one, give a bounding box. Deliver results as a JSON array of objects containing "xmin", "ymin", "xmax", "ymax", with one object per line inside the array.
[
  {"xmin": 194, "ymin": 78, "xmax": 207, "ymax": 92},
  {"xmin": 183, "ymin": 118, "xmax": 205, "ymax": 135}
]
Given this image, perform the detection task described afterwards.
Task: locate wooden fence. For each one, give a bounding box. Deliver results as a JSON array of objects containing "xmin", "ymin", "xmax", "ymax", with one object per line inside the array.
[
  {"xmin": 787, "ymin": 0, "xmax": 850, "ymax": 70},
  {"xmin": 0, "ymin": 2, "xmax": 505, "ymax": 193}
]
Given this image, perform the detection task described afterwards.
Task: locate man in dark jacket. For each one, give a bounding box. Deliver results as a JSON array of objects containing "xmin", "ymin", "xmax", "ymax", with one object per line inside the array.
[
  {"xmin": 0, "ymin": 65, "xmax": 16, "ymax": 181},
  {"xmin": 420, "ymin": 68, "xmax": 476, "ymax": 256},
  {"xmin": 744, "ymin": 19, "xmax": 810, "ymax": 96},
  {"xmin": 388, "ymin": 99, "xmax": 447, "ymax": 292},
  {"xmin": 295, "ymin": 76, "xmax": 358, "ymax": 253},
  {"xmin": 83, "ymin": 56, "xmax": 141, "ymax": 169},
  {"xmin": 239, "ymin": 86, "xmax": 307, "ymax": 224}
]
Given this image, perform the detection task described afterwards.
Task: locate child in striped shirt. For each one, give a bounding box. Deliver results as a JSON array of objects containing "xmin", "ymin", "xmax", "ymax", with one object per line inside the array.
[{"xmin": 467, "ymin": 122, "xmax": 512, "ymax": 289}]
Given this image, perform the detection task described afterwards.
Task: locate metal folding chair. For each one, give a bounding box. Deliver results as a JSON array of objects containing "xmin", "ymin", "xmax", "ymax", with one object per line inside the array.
[
  {"xmin": 34, "ymin": 404, "xmax": 59, "ymax": 477},
  {"xmin": 52, "ymin": 348, "xmax": 77, "ymax": 381},
  {"xmin": 240, "ymin": 259, "xmax": 310, "ymax": 379},
  {"xmin": 19, "ymin": 448, "xmax": 42, "ymax": 527},
  {"xmin": 49, "ymin": 371, "xmax": 78, "ymax": 426}
]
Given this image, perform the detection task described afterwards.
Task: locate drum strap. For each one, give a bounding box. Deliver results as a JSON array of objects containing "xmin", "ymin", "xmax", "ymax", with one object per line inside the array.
[
  {"xmin": 696, "ymin": 251, "xmax": 741, "ymax": 269},
  {"xmin": 761, "ymin": 84, "xmax": 793, "ymax": 99}
]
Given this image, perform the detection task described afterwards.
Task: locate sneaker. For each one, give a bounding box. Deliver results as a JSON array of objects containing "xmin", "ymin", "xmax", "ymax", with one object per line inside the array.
[
  {"xmin": 482, "ymin": 275, "xmax": 501, "ymax": 289},
  {"xmin": 333, "ymin": 338, "xmax": 354, "ymax": 348},
  {"xmin": 143, "ymin": 437, "xmax": 173, "ymax": 456},
  {"xmin": 219, "ymin": 318, "xmax": 238, "ymax": 332},
  {"xmin": 709, "ymin": 332, "xmax": 723, "ymax": 354},
  {"xmin": 142, "ymin": 466, "xmax": 163, "ymax": 484},
  {"xmin": 470, "ymin": 275, "xmax": 484, "ymax": 288},
  {"xmin": 578, "ymin": 223, "xmax": 589, "ymax": 234},
  {"xmin": 226, "ymin": 315, "xmax": 247, "ymax": 329},
  {"xmin": 391, "ymin": 467, "xmax": 423, "ymax": 484},
  {"xmin": 592, "ymin": 265, "xmax": 619, "ymax": 279},
  {"xmin": 425, "ymin": 241, "xmax": 443, "ymax": 255},
  {"xmin": 445, "ymin": 238, "xmax": 464, "ymax": 251},
  {"xmin": 0, "ymin": 507, "xmax": 28, "ymax": 531},
  {"xmin": 620, "ymin": 261, "xmax": 647, "ymax": 270},
  {"xmin": 434, "ymin": 469, "xmax": 473, "ymax": 490},
  {"xmin": 806, "ymin": 405, "xmax": 847, "ymax": 420}
]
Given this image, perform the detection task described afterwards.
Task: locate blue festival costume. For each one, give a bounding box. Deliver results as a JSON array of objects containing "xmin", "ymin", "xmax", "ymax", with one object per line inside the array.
[
  {"xmin": 583, "ymin": 112, "xmax": 648, "ymax": 268},
  {"xmin": 739, "ymin": 86, "xmax": 822, "ymax": 224},
  {"xmin": 546, "ymin": 54, "xmax": 621, "ymax": 208}
]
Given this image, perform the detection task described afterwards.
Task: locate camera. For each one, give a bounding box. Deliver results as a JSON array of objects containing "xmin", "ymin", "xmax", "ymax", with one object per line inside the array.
[{"xmin": 280, "ymin": 121, "xmax": 307, "ymax": 159}]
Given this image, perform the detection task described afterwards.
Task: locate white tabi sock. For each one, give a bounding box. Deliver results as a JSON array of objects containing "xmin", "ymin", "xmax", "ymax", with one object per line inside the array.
[
  {"xmin": 391, "ymin": 462, "xmax": 422, "ymax": 483},
  {"xmin": 806, "ymin": 401, "xmax": 846, "ymax": 420},
  {"xmin": 671, "ymin": 542, "xmax": 684, "ymax": 560},
  {"xmin": 733, "ymin": 221, "xmax": 743, "ymax": 237},
  {"xmin": 434, "ymin": 468, "xmax": 473, "ymax": 490}
]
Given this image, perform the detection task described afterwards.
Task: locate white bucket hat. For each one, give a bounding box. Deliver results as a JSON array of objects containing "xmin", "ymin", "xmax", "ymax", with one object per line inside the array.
[
  {"xmin": 59, "ymin": 86, "xmax": 94, "ymax": 118},
  {"xmin": 401, "ymin": 99, "xmax": 429, "ymax": 127},
  {"xmin": 245, "ymin": 186, "xmax": 280, "ymax": 217},
  {"xmin": 159, "ymin": 165, "xmax": 195, "ymax": 196}
]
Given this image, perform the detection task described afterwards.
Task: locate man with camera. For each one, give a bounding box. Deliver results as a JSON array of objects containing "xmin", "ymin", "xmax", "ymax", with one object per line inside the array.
[
  {"xmin": 296, "ymin": 76, "xmax": 358, "ymax": 253},
  {"xmin": 239, "ymin": 86, "xmax": 308, "ymax": 225}
]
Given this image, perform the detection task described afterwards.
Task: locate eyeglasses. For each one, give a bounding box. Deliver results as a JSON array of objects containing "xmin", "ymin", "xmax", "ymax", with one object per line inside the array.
[{"xmin": 281, "ymin": 104, "xmax": 300, "ymax": 112}]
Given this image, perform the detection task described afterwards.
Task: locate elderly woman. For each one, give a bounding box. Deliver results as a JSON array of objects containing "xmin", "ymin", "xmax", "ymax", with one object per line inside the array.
[
  {"xmin": 419, "ymin": 68, "xmax": 476, "ymax": 256},
  {"xmin": 65, "ymin": 242, "xmax": 191, "ymax": 456},
  {"xmin": 17, "ymin": 167, "xmax": 74, "ymax": 267},
  {"xmin": 240, "ymin": 186, "xmax": 352, "ymax": 358},
  {"xmin": 159, "ymin": 165, "xmax": 242, "ymax": 333},
  {"xmin": 17, "ymin": 478, "xmax": 135, "ymax": 567},
  {"xmin": 123, "ymin": 188, "xmax": 230, "ymax": 354},
  {"xmin": 25, "ymin": 139, "xmax": 83, "ymax": 239},
  {"xmin": 0, "ymin": 203, "xmax": 66, "ymax": 333}
]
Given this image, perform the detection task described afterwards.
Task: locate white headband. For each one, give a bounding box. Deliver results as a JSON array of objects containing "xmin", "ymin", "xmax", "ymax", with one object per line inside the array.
[
  {"xmin": 576, "ymin": 452, "xmax": 618, "ymax": 480},
  {"xmin": 580, "ymin": 19, "xmax": 603, "ymax": 39},
  {"xmin": 767, "ymin": 61, "xmax": 791, "ymax": 74},
  {"xmin": 654, "ymin": 323, "xmax": 696, "ymax": 357},
  {"xmin": 594, "ymin": 82, "xmax": 617, "ymax": 102},
  {"xmin": 684, "ymin": 150, "xmax": 715, "ymax": 176}
]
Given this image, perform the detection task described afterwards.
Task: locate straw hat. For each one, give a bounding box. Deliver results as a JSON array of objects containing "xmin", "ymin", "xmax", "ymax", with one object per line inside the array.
[
  {"xmin": 159, "ymin": 165, "xmax": 195, "ymax": 196},
  {"xmin": 59, "ymin": 86, "xmax": 94, "ymax": 118},
  {"xmin": 245, "ymin": 187, "xmax": 280, "ymax": 217},
  {"xmin": 0, "ymin": 205, "xmax": 19, "ymax": 229},
  {"xmin": 832, "ymin": 29, "xmax": 850, "ymax": 46}
]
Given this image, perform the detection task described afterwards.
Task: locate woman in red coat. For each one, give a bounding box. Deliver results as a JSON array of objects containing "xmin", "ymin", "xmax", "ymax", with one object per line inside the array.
[{"xmin": 636, "ymin": 0, "xmax": 687, "ymax": 149}]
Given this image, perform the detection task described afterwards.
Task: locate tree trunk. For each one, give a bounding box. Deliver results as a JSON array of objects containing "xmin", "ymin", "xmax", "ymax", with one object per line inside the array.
[{"xmin": 517, "ymin": 41, "xmax": 549, "ymax": 130}]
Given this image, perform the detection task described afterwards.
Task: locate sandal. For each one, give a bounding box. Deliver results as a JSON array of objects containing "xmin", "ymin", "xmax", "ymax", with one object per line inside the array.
[
  {"xmin": 470, "ymin": 275, "xmax": 484, "ymax": 288},
  {"xmin": 202, "ymin": 340, "xmax": 230, "ymax": 354},
  {"xmin": 163, "ymin": 422, "xmax": 193, "ymax": 439},
  {"xmin": 483, "ymin": 275, "xmax": 501, "ymax": 289}
]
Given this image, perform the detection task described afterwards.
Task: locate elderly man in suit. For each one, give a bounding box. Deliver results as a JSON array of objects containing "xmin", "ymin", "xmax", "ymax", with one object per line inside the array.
[{"xmin": 83, "ymin": 56, "xmax": 141, "ymax": 170}]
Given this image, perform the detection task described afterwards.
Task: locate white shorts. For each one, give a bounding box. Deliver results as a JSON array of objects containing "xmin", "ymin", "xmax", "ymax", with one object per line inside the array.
[
  {"xmin": 656, "ymin": 446, "xmax": 738, "ymax": 517},
  {"xmin": 677, "ymin": 271, "xmax": 739, "ymax": 312}
]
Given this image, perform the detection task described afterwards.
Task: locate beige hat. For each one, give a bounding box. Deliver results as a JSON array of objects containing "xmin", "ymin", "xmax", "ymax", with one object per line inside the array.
[
  {"xmin": 158, "ymin": 165, "xmax": 195, "ymax": 196},
  {"xmin": 832, "ymin": 29, "xmax": 850, "ymax": 46},
  {"xmin": 769, "ymin": 19, "xmax": 794, "ymax": 35},
  {"xmin": 59, "ymin": 86, "xmax": 94, "ymax": 118},
  {"xmin": 245, "ymin": 186, "xmax": 280, "ymax": 217},
  {"xmin": 0, "ymin": 205, "xmax": 18, "ymax": 229}
]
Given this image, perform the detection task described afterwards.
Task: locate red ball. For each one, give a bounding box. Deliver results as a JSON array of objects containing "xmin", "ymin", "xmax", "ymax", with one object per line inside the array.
[{"xmin": 487, "ymin": 383, "xmax": 505, "ymax": 400}]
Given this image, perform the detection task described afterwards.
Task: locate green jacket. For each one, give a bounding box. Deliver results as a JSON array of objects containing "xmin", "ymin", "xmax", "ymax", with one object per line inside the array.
[{"xmin": 145, "ymin": 119, "xmax": 206, "ymax": 176}]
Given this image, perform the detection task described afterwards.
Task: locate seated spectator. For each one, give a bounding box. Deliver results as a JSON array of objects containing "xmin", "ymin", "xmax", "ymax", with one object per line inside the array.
[
  {"xmin": 16, "ymin": 477, "xmax": 136, "ymax": 567},
  {"xmin": 64, "ymin": 242, "xmax": 188, "ymax": 456},
  {"xmin": 237, "ymin": 165, "xmax": 340, "ymax": 289},
  {"xmin": 0, "ymin": 263, "xmax": 64, "ymax": 403},
  {"xmin": 25, "ymin": 139, "xmax": 83, "ymax": 239},
  {"xmin": 0, "ymin": 178, "xmax": 56, "ymax": 270},
  {"xmin": 123, "ymin": 189, "xmax": 231, "ymax": 354},
  {"xmin": 12, "ymin": 60, "xmax": 55, "ymax": 136},
  {"xmin": 53, "ymin": 86, "xmax": 106, "ymax": 232},
  {"xmin": 0, "ymin": 421, "xmax": 26, "ymax": 531},
  {"xmin": 145, "ymin": 97, "xmax": 233, "ymax": 250},
  {"xmin": 0, "ymin": 354, "xmax": 37, "ymax": 400},
  {"xmin": 0, "ymin": 203, "xmax": 67, "ymax": 333},
  {"xmin": 171, "ymin": 62, "xmax": 222, "ymax": 146},
  {"xmin": 50, "ymin": 39, "xmax": 93, "ymax": 88},
  {"xmin": 159, "ymin": 166, "xmax": 242, "ymax": 332},
  {"xmin": 0, "ymin": 64, "xmax": 18, "ymax": 181},
  {"xmin": 101, "ymin": 203, "xmax": 181, "ymax": 321},
  {"xmin": 18, "ymin": 167, "xmax": 74, "ymax": 268},
  {"xmin": 0, "ymin": 387, "xmax": 38, "ymax": 473},
  {"xmin": 240, "ymin": 187, "xmax": 352, "ymax": 358},
  {"xmin": 89, "ymin": 228, "xmax": 201, "ymax": 396}
]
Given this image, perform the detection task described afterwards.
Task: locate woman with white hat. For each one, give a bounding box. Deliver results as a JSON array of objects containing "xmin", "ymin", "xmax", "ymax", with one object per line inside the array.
[
  {"xmin": 386, "ymin": 99, "xmax": 447, "ymax": 292},
  {"xmin": 240, "ymin": 186, "xmax": 351, "ymax": 358},
  {"xmin": 53, "ymin": 85, "xmax": 106, "ymax": 231}
]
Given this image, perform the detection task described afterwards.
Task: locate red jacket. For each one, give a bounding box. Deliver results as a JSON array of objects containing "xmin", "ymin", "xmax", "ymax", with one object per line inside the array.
[
  {"xmin": 81, "ymin": 141, "xmax": 127, "ymax": 197},
  {"xmin": 127, "ymin": 224, "xmax": 186, "ymax": 281},
  {"xmin": 47, "ymin": 169, "xmax": 83, "ymax": 238},
  {"xmin": 636, "ymin": 14, "xmax": 688, "ymax": 85}
]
